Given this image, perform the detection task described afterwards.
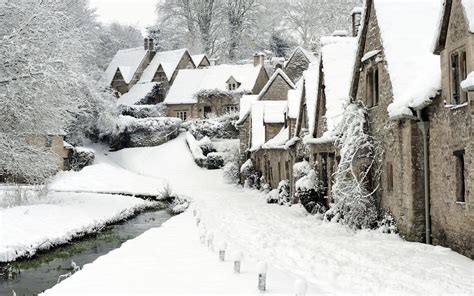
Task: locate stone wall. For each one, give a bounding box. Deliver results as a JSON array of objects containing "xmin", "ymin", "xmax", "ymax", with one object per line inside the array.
[
  {"xmin": 252, "ymin": 149, "xmax": 291, "ymax": 189},
  {"xmin": 428, "ymin": 0, "xmax": 473, "ymax": 258},
  {"xmin": 252, "ymin": 67, "xmax": 270, "ymax": 94},
  {"xmin": 265, "ymin": 123, "xmax": 284, "ymax": 142},
  {"xmin": 260, "ymin": 74, "xmax": 293, "ymax": 101},
  {"xmin": 284, "ymin": 49, "xmax": 310, "ymax": 83}
]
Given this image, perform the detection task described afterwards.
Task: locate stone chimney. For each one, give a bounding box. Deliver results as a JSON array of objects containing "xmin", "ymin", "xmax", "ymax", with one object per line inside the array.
[
  {"xmin": 351, "ymin": 7, "xmax": 363, "ymax": 37},
  {"xmin": 253, "ymin": 52, "xmax": 265, "ymax": 67},
  {"xmin": 148, "ymin": 38, "xmax": 155, "ymax": 52},
  {"xmin": 144, "ymin": 38, "xmax": 149, "ymax": 50},
  {"xmin": 210, "ymin": 58, "xmax": 218, "ymax": 66}
]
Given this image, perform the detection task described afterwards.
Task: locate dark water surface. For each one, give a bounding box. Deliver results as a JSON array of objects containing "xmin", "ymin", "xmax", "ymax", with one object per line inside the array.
[{"xmin": 0, "ymin": 209, "xmax": 172, "ymax": 295}]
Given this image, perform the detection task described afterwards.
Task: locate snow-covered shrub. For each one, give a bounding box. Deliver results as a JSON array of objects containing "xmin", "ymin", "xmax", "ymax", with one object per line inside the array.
[
  {"xmin": 198, "ymin": 137, "xmax": 216, "ymax": 156},
  {"xmin": 261, "ymin": 182, "xmax": 271, "ymax": 193},
  {"xmin": 186, "ymin": 132, "xmax": 207, "ymax": 167},
  {"xmin": 266, "ymin": 189, "xmax": 279, "ymax": 203},
  {"xmin": 295, "ymin": 170, "xmax": 325, "ymax": 214},
  {"xmin": 377, "ymin": 213, "xmax": 398, "ymax": 234},
  {"xmin": 67, "ymin": 147, "xmax": 95, "ymax": 171},
  {"xmin": 326, "ymin": 103, "xmax": 382, "ymax": 229},
  {"xmin": 223, "ymin": 161, "xmax": 240, "ymax": 184},
  {"xmin": 207, "ymin": 152, "xmax": 224, "ymax": 169},
  {"xmin": 277, "ymin": 179, "xmax": 291, "ymax": 205},
  {"xmin": 240, "ymin": 159, "xmax": 260, "ymax": 189},
  {"xmin": 119, "ymin": 103, "xmax": 167, "ymax": 119},
  {"xmin": 169, "ymin": 195, "xmax": 191, "ymax": 215},
  {"xmin": 293, "ymin": 160, "xmax": 312, "ymax": 181}
]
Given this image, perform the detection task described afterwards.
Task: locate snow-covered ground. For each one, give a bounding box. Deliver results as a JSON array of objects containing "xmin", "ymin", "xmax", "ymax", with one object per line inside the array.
[
  {"xmin": 0, "ymin": 192, "xmax": 155, "ymax": 262},
  {"xmin": 44, "ymin": 134, "xmax": 474, "ymax": 295}
]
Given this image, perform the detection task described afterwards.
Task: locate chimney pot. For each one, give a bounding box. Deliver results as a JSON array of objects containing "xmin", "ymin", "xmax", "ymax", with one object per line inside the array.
[
  {"xmin": 253, "ymin": 52, "xmax": 265, "ymax": 67},
  {"xmin": 144, "ymin": 38, "xmax": 149, "ymax": 50},
  {"xmin": 148, "ymin": 38, "xmax": 154, "ymax": 51},
  {"xmin": 351, "ymin": 7, "xmax": 363, "ymax": 37}
]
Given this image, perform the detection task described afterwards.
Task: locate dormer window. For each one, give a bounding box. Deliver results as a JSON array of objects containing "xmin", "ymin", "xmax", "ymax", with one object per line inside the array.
[{"xmin": 226, "ymin": 76, "xmax": 240, "ymax": 91}]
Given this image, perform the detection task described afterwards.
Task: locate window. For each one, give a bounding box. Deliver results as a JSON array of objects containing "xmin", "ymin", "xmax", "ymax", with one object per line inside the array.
[
  {"xmin": 451, "ymin": 48, "xmax": 468, "ymax": 104},
  {"xmin": 203, "ymin": 106, "xmax": 212, "ymax": 118},
  {"xmin": 366, "ymin": 67, "xmax": 379, "ymax": 107},
  {"xmin": 176, "ymin": 111, "xmax": 187, "ymax": 121},
  {"xmin": 228, "ymin": 83, "xmax": 237, "ymax": 91},
  {"xmin": 278, "ymin": 162, "xmax": 282, "ymax": 181},
  {"xmin": 386, "ymin": 162, "xmax": 393, "ymax": 192},
  {"xmin": 225, "ymin": 106, "xmax": 238, "ymax": 113},
  {"xmin": 285, "ymin": 161, "xmax": 289, "ymax": 179},
  {"xmin": 454, "ymin": 150, "xmax": 466, "ymax": 202}
]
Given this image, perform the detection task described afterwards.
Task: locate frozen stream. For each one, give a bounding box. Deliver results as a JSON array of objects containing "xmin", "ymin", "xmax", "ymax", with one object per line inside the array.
[{"xmin": 0, "ymin": 208, "xmax": 172, "ymax": 296}]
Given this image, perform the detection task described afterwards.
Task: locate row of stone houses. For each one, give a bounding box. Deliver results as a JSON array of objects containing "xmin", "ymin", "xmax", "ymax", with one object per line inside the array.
[{"xmin": 238, "ymin": 0, "xmax": 473, "ymax": 258}]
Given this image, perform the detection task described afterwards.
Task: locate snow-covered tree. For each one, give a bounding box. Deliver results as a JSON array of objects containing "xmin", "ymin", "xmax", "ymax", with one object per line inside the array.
[
  {"xmin": 0, "ymin": 0, "xmax": 116, "ymax": 183},
  {"xmin": 326, "ymin": 103, "xmax": 382, "ymax": 229}
]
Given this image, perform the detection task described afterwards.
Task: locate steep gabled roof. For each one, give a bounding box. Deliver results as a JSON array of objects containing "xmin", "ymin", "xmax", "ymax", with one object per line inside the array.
[
  {"xmin": 103, "ymin": 47, "xmax": 148, "ymax": 86},
  {"xmin": 165, "ymin": 64, "xmax": 263, "ymax": 105},
  {"xmin": 285, "ymin": 46, "xmax": 318, "ymax": 68},
  {"xmin": 117, "ymin": 82, "xmax": 157, "ymax": 106},
  {"xmin": 257, "ymin": 68, "xmax": 296, "ymax": 100},
  {"xmin": 139, "ymin": 48, "xmax": 192, "ymax": 83},
  {"xmin": 433, "ymin": 0, "xmax": 474, "ymax": 54},
  {"xmin": 250, "ymin": 100, "xmax": 288, "ymax": 151},
  {"xmin": 191, "ymin": 54, "xmax": 208, "ymax": 67},
  {"xmin": 351, "ymin": 0, "xmax": 442, "ymax": 119}
]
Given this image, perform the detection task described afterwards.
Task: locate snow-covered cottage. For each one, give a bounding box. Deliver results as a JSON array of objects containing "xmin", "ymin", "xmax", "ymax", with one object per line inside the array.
[
  {"xmin": 165, "ymin": 54, "xmax": 269, "ymax": 120},
  {"xmin": 103, "ymin": 38, "xmax": 197, "ymax": 105},
  {"xmin": 284, "ymin": 46, "xmax": 318, "ymax": 83},
  {"xmin": 349, "ymin": 0, "xmax": 473, "ymax": 258},
  {"xmin": 302, "ymin": 35, "xmax": 357, "ymax": 202},
  {"xmin": 429, "ymin": 0, "xmax": 473, "ymax": 258},
  {"xmin": 237, "ymin": 69, "xmax": 298, "ymax": 189}
]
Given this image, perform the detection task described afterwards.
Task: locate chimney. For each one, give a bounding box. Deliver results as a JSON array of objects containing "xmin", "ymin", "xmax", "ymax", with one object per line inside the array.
[
  {"xmin": 332, "ymin": 30, "xmax": 348, "ymax": 37},
  {"xmin": 210, "ymin": 58, "xmax": 218, "ymax": 66},
  {"xmin": 253, "ymin": 52, "xmax": 265, "ymax": 67},
  {"xmin": 351, "ymin": 7, "xmax": 363, "ymax": 37},
  {"xmin": 148, "ymin": 38, "xmax": 155, "ymax": 52},
  {"xmin": 144, "ymin": 38, "xmax": 149, "ymax": 50}
]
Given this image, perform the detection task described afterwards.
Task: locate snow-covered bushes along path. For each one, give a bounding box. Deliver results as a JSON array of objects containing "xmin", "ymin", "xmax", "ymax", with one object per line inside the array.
[{"xmin": 45, "ymin": 134, "xmax": 473, "ymax": 295}]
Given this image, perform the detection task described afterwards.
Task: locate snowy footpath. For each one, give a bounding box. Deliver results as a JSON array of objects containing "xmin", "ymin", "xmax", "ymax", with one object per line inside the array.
[
  {"xmin": 44, "ymin": 134, "xmax": 473, "ymax": 295},
  {"xmin": 0, "ymin": 146, "xmax": 161, "ymax": 262}
]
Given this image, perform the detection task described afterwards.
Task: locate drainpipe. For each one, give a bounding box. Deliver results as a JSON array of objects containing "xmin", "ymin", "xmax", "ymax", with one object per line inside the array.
[{"xmin": 416, "ymin": 110, "xmax": 431, "ymax": 244}]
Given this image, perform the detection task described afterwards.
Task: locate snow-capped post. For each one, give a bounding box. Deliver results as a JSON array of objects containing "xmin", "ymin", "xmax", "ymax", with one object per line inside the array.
[
  {"xmin": 206, "ymin": 232, "xmax": 214, "ymax": 250},
  {"xmin": 218, "ymin": 242, "xmax": 227, "ymax": 261},
  {"xmin": 199, "ymin": 228, "xmax": 207, "ymax": 244},
  {"xmin": 257, "ymin": 261, "xmax": 268, "ymax": 292},
  {"xmin": 196, "ymin": 212, "xmax": 201, "ymax": 226},
  {"xmin": 233, "ymin": 251, "xmax": 243, "ymax": 273},
  {"xmin": 294, "ymin": 279, "xmax": 307, "ymax": 296},
  {"xmin": 193, "ymin": 209, "xmax": 197, "ymax": 217}
]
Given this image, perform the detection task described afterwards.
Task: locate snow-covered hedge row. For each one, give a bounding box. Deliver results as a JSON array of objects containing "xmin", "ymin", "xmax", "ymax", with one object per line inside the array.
[
  {"xmin": 186, "ymin": 132, "xmax": 207, "ymax": 167},
  {"xmin": 119, "ymin": 103, "xmax": 167, "ymax": 119},
  {"xmin": 107, "ymin": 116, "xmax": 181, "ymax": 150},
  {"xmin": 184, "ymin": 112, "xmax": 239, "ymax": 140}
]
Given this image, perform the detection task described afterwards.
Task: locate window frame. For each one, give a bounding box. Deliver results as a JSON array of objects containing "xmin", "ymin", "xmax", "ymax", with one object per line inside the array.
[
  {"xmin": 386, "ymin": 162, "xmax": 393, "ymax": 192},
  {"xmin": 450, "ymin": 47, "xmax": 468, "ymax": 105},
  {"xmin": 454, "ymin": 150, "xmax": 466, "ymax": 203},
  {"xmin": 176, "ymin": 111, "xmax": 187, "ymax": 121}
]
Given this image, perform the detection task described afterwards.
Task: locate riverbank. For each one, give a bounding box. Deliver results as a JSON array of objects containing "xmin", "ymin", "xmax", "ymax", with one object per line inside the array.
[{"xmin": 44, "ymin": 135, "xmax": 474, "ymax": 295}]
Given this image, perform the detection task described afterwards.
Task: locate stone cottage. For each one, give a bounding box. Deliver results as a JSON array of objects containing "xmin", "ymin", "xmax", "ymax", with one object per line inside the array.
[
  {"xmin": 284, "ymin": 46, "xmax": 318, "ymax": 83},
  {"xmin": 237, "ymin": 69, "xmax": 297, "ymax": 189},
  {"xmin": 301, "ymin": 35, "xmax": 357, "ymax": 204},
  {"xmin": 349, "ymin": 0, "xmax": 473, "ymax": 258},
  {"xmin": 164, "ymin": 53, "xmax": 269, "ymax": 120},
  {"xmin": 103, "ymin": 38, "xmax": 198, "ymax": 105},
  {"xmin": 429, "ymin": 0, "xmax": 473, "ymax": 258}
]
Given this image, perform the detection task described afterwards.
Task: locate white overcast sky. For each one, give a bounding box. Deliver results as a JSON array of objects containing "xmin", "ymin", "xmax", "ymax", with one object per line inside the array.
[{"xmin": 90, "ymin": 0, "xmax": 158, "ymax": 31}]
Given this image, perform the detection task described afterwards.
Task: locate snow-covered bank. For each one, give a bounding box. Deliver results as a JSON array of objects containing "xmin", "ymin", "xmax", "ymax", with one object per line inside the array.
[
  {"xmin": 43, "ymin": 211, "xmax": 317, "ymax": 295},
  {"xmin": 45, "ymin": 135, "xmax": 474, "ymax": 295},
  {"xmin": 0, "ymin": 192, "xmax": 156, "ymax": 262}
]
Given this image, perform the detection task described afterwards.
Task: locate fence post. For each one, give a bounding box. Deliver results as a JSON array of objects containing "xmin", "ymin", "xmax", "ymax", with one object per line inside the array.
[
  {"xmin": 218, "ymin": 242, "xmax": 227, "ymax": 261},
  {"xmin": 233, "ymin": 251, "xmax": 243, "ymax": 273},
  {"xmin": 257, "ymin": 262, "xmax": 268, "ymax": 292},
  {"xmin": 206, "ymin": 232, "xmax": 214, "ymax": 250}
]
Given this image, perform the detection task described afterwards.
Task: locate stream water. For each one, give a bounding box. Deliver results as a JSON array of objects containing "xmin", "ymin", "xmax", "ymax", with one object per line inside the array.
[{"xmin": 0, "ymin": 208, "xmax": 172, "ymax": 295}]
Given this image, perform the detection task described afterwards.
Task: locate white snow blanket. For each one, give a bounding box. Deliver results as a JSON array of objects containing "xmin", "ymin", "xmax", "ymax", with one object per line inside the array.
[
  {"xmin": 44, "ymin": 134, "xmax": 474, "ymax": 295},
  {"xmin": 0, "ymin": 192, "xmax": 154, "ymax": 262}
]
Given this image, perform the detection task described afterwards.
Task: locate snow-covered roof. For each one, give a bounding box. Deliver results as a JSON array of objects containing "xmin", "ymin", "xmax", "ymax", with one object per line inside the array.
[
  {"xmin": 117, "ymin": 82, "xmax": 157, "ymax": 106},
  {"xmin": 192, "ymin": 54, "xmax": 207, "ymax": 67},
  {"xmin": 165, "ymin": 64, "xmax": 263, "ymax": 105},
  {"xmin": 287, "ymin": 79, "xmax": 303, "ymax": 119},
  {"xmin": 103, "ymin": 47, "xmax": 148, "ymax": 86},
  {"xmin": 285, "ymin": 46, "xmax": 318, "ymax": 67},
  {"xmin": 351, "ymin": 7, "xmax": 364, "ymax": 15},
  {"xmin": 461, "ymin": 71, "xmax": 474, "ymax": 91},
  {"xmin": 250, "ymin": 100, "xmax": 288, "ymax": 151},
  {"xmin": 374, "ymin": 0, "xmax": 442, "ymax": 118},
  {"xmin": 139, "ymin": 48, "xmax": 189, "ymax": 83},
  {"xmin": 303, "ymin": 63, "xmax": 320, "ymax": 136},
  {"xmin": 258, "ymin": 68, "xmax": 295, "ymax": 100},
  {"xmin": 239, "ymin": 95, "xmax": 259, "ymax": 122},
  {"xmin": 321, "ymin": 37, "xmax": 357, "ymax": 133},
  {"xmin": 262, "ymin": 127, "xmax": 289, "ymax": 149}
]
